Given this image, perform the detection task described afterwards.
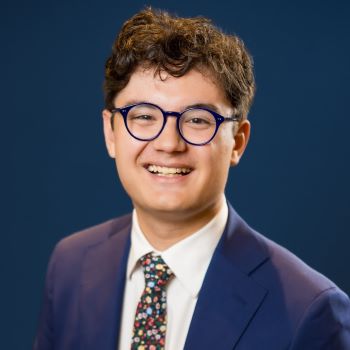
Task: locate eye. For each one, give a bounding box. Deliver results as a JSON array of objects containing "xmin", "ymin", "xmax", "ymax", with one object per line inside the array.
[
  {"xmin": 187, "ymin": 117, "xmax": 211, "ymax": 124},
  {"xmin": 182, "ymin": 109, "xmax": 216, "ymax": 127},
  {"xmin": 130, "ymin": 114, "xmax": 154, "ymax": 121}
]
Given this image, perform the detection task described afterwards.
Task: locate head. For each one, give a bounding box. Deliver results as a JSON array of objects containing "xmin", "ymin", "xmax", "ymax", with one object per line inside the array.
[
  {"xmin": 104, "ymin": 7, "xmax": 255, "ymax": 120},
  {"xmin": 102, "ymin": 8, "xmax": 255, "ymax": 223}
]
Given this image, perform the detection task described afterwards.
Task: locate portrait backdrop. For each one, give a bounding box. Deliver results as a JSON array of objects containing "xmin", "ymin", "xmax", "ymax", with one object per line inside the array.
[{"xmin": 2, "ymin": 0, "xmax": 350, "ymax": 349}]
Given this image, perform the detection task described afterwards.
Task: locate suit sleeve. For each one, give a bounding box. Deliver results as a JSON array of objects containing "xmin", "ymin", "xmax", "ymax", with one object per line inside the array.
[
  {"xmin": 290, "ymin": 287, "xmax": 350, "ymax": 350},
  {"xmin": 33, "ymin": 246, "xmax": 58, "ymax": 350}
]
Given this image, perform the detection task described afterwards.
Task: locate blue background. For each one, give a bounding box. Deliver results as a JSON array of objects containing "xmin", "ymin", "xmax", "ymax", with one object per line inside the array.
[{"xmin": 2, "ymin": 0, "xmax": 350, "ymax": 348}]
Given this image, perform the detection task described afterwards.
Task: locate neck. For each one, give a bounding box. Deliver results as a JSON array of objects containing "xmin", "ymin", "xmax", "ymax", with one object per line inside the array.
[{"xmin": 134, "ymin": 197, "xmax": 224, "ymax": 251}]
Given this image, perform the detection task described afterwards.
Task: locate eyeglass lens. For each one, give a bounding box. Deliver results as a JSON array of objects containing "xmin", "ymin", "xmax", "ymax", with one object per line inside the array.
[{"xmin": 126, "ymin": 104, "xmax": 217, "ymax": 144}]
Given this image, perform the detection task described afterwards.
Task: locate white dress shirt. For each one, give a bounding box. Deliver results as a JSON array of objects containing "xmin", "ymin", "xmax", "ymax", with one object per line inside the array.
[{"xmin": 118, "ymin": 196, "xmax": 228, "ymax": 350}]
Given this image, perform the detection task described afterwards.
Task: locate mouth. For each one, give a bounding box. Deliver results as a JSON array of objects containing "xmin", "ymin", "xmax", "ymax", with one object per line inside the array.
[{"xmin": 145, "ymin": 164, "xmax": 193, "ymax": 177}]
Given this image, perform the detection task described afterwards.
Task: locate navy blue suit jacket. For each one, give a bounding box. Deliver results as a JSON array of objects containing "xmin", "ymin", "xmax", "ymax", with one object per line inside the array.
[{"xmin": 34, "ymin": 204, "xmax": 350, "ymax": 349}]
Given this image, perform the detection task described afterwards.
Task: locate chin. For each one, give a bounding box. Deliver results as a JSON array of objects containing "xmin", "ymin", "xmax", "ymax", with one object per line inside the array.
[{"xmin": 138, "ymin": 196, "xmax": 193, "ymax": 214}]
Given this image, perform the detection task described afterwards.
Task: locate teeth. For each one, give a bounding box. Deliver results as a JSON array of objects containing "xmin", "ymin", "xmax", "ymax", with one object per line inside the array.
[{"xmin": 147, "ymin": 165, "xmax": 191, "ymax": 175}]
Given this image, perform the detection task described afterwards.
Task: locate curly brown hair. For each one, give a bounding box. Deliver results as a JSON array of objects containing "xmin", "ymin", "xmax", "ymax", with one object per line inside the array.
[{"xmin": 104, "ymin": 7, "xmax": 255, "ymax": 120}]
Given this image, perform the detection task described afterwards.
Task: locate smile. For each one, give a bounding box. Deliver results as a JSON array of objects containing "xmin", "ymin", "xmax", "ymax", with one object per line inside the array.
[{"xmin": 146, "ymin": 164, "xmax": 192, "ymax": 176}]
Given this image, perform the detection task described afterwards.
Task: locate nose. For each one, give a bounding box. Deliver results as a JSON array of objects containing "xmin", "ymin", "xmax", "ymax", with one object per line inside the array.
[{"xmin": 152, "ymin": 115, "xmax": 187, "ymax": 153}]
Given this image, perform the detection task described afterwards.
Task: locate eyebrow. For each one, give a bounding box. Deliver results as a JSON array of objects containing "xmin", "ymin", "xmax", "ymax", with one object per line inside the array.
[
  {"xmin": 120, "ymin": 100, "xmax": 222, "ymax": 113},
  {"xmin": 184, "ymin": 103, "xmax": 221, "ymax": 113}
]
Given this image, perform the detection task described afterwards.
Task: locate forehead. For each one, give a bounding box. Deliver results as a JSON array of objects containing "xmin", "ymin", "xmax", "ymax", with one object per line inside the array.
[{"xmin": 114, "ymin": 67, "xmax": 232, "ymax": 112}]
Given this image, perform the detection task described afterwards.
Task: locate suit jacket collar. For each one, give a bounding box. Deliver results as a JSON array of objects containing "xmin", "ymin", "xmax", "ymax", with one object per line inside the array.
[
  {"xmin": 79, "ymin": 203, "xmax": 270, "ymax": 349},
  {"xmin": 80, "ymin": 217, "xmax": 131, "ymax": 350},
  {"xmin": 184, "ymin": 202, "xmax": 270, "ymax": 349}
]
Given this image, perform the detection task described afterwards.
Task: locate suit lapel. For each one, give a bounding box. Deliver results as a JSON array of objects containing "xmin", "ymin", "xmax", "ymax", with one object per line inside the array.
[
  {"xmin": 184, "ymin": 204, "xmax": 269, "ymax": 350},
  {"xmin": 80, "ymin": 221, "xmax": 131, "ymax": 350}
]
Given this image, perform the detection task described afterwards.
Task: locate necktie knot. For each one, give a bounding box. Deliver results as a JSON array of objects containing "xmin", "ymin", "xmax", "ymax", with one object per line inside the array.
[{"xmin": 140, "ymin": 253, "xmax": 173, "ymax": 289}]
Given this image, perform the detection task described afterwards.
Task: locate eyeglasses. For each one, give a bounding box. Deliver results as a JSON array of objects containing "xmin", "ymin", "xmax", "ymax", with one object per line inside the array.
[{"xmin": 110, "ymin": 102, "xmax": 239, "ymax": 146}]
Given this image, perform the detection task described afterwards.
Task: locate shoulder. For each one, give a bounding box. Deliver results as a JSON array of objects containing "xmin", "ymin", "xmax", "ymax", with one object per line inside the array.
[
  {"xmin": 227, "ymin": 205, "xmax": 349, "ymax": 316},
  {"xmin": 50, "ymin": 213, "xmax": 132, "ymax": 266},
  {"xmin": 257, "ymin": 230, "xmax": 337, "ymax": 293},
  {"xmin": 242, "ymin": 222, "xmax": 342, "ymax": 305},
  {"xmin": 227, "ymin": 208, "xmax": 350, "ymax": 346},
  {"xmin": 245, "ymin": 227, "xmax": 350, "ymax": 344},
  {"xmin": 56, "ymin": 213, "xmax": 131, "ymax": 250},
  {"xmin": 289, "ymin": 286, "xmax": 350, "ymax": 349},
  {"xmin": 226, "ymin": 204, "xmax": 338, "ymax": 296}
]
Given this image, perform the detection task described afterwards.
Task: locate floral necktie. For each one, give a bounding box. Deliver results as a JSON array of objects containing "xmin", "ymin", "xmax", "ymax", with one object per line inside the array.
[{"xmin": 131, "ymin": 253, "xmax": 174, "ymax": 350}]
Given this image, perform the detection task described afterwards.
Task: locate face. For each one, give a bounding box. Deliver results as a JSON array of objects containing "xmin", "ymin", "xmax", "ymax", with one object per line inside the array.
[{"xmin": 103, "ymin": 68, "xmax": 250, "ymax": 220}]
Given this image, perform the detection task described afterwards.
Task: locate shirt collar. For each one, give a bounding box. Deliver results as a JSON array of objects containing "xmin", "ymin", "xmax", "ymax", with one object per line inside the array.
[{"xmin": 127, "ymin": 195, "xmax": 228, "ymax": 298}]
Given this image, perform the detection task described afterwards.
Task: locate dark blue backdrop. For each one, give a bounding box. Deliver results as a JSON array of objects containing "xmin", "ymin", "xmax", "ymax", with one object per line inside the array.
[{"xmin": 2, "ymin": 0, "xmax": 350, "ymax": 349}]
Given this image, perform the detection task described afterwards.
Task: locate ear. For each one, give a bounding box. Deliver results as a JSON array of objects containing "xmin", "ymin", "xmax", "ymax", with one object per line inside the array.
[
  {"xmin": 230, "ymin": 119, "xmax": 251, "ymax": 167},
  {"xmin": 102, "ymin": 109, "xmax": 116, "ymax": 158}
]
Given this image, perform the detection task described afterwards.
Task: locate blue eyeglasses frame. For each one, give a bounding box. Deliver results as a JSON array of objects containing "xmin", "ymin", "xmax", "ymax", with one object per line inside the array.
[{"xmin": 110, "ymin": 102, "xmax": 239, "ymax": 146}]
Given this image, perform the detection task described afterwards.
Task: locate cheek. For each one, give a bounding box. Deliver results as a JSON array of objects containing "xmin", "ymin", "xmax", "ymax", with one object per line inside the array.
[
  {"xmin": 209, "ymin": 132, "xmax": 235, "ymax": 164},
  {"xmin": 113, "ymin": 135, "xmax": 145, "ymax": 186},
  {"xmin": 209, "ymin": 140, "xmax": 234, "ymax": 180},
  {"xmin": 114, "ymin": 122, "xmax": 145, "ymax": 158},
  {"xmin": 114, "ymin": 150, "xmax": 140, "ymax": 199},
  {"xmin": 196, "ymin": 143, "xmax": 232, "ymax": 183},
  {"xmin": 217, "ymin": 131, "xmax": 235, "ymax": 165},
  {"xmin": 219, "ymin": 124, "xmax": 236, "ymax": 145}
]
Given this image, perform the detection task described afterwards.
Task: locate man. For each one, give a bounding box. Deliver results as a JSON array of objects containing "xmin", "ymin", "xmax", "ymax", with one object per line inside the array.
[{"xmin": 34, "ymin": 8, "xmax": 350, "ymax": 350}]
